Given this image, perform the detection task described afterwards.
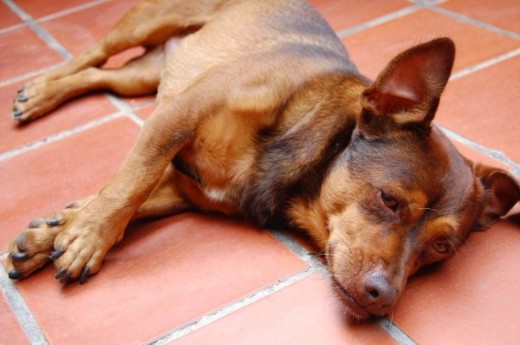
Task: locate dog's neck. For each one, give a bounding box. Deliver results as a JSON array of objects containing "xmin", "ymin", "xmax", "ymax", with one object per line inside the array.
[{"xmin": 240, "ymin": 73, "xmax": 367, "ymax": 229}]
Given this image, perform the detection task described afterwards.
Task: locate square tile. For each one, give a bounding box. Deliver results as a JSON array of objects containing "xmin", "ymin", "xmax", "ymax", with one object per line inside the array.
[
  {"xmin": 123, "ymin": 94, "xmax": 156, "ymax": 111},
  {"xmin": 449, "ymin": 139, "xmax": 511, "ymax": 173},
  {"xmin": 341, "ymin": 9, "xmax": 519, "ymax": 79},
  {"xmin": 0, "ymin": 26, "xmax": 63, "ymax": 80},
  {"xmin": 0, "ymin": 2, "xmax": 22, "ymax": 30},
  {"xmin": 0, "ymin": 81, "xmax": 120, "ymax": 153},
  {"xmin": 0, "ymin": 118, "xmax": 140, "ymax": 249},
  {"xmin": 134, "ymin": 101, "xmax": 157, "ymax": 120},
  {"xmin": 0, "ymin": 289, "xmax": 30, "ymax": 345},
  {"xmin": 40, "ymin": 0, "xmax": 141, "ymax": 59},
  {"xmin": 392, "ymin": 219, "xmax": 520, "ymax": 345},
  {"xmin": 309, "ymin": 0, "xmax": 410, "ymax": 32},
  {"xmin": 14, "ymin": 0, "xmax": 96, "ymax": 19},
  {"xmin": 173, "ymin": 274, "xmax": 396, "ymax": 345},
  {"xmin": 436, "ymin": 56, "xmax": 520, "ymax": 162},
  {"xmin": 9, "ymin": 214, "xmax": 308, "ymax": 344},
  {"xmin": 441, "ymin": 0, "xmax": 520, "ymax": 34}
]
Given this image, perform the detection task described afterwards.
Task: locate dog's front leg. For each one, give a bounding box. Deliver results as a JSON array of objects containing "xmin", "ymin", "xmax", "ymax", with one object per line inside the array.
[{"xmin": 47, "ymin": 98, "xmax": 200, "ymax": 282}]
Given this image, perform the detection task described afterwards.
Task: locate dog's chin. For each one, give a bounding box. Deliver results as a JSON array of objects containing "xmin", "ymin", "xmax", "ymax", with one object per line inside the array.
[{"xmin": 331, "ymin": 278, "xmax": 374, "ymax": 321}]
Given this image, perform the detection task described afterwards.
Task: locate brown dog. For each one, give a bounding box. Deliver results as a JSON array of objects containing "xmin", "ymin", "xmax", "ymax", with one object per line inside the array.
[{"xmin": 7, "ymin": 0, "xmax": 520, "ymax": 320}]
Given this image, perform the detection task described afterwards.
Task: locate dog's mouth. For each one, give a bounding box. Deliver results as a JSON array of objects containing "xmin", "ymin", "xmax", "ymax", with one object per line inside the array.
[{"xmin": 331, "ymin": 278, "xmax": 370, "ymax": 320}]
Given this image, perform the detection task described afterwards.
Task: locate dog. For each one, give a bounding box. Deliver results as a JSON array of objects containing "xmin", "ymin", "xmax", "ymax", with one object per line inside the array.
[{"xmin": 6, "ymin": 0, "xmax": 520, "ymax": 320}]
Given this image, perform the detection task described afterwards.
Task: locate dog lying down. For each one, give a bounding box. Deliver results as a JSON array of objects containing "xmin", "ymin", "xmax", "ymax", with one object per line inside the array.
[{"xmin": 7, "ymin": 0, "xmax": 520, "ymax": 319}]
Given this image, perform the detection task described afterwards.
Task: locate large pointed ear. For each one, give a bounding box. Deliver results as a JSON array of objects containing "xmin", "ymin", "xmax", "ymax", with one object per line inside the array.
[
  {"xmin": 360, "ymin": 37, "xmax": 455, "ymax": 134},
  {"xmin": 472, "ymin": 163, "xmax": 520, "ymax": 231}
]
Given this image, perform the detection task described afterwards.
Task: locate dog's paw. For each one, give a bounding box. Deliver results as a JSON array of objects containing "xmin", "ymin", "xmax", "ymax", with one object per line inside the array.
[
  {"xmin": 7, "ymin": 213, "xmax": 68, "ymax": 280},
  {"xmin": 45, "ymin": 196, "xmax": 127, "ymax": 284},
  {"xmin": 12, "ymin": 79, "xmax": 66, "ymax": 122},
  {"xmin": 6, "ymin": 196, "xmax": 98, "ymax": 283}
]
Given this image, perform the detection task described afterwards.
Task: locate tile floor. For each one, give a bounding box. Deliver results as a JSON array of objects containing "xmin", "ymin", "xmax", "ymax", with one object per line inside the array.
[{"xmin": 0, "ymin": 0, "xmax": 519, "ymax": 344}]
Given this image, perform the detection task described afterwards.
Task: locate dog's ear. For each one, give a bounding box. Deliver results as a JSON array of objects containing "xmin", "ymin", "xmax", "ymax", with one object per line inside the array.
[
  {"xmin": 472, "ymin": 163, "xmax": 520, "ymax": 231},
  {"xmin": 360, "ymin": 37, "xmax": 455, "ymax": 135}
]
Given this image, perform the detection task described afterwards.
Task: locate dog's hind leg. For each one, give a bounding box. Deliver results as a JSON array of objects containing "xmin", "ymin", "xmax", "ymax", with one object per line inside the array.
[
  {"xmin": 13, "ymin": 45, "xmax": 165, "ymax": 122},
  {"xmin": 13, "ymin": 0, "xmax": 226, "ymax": 121}
]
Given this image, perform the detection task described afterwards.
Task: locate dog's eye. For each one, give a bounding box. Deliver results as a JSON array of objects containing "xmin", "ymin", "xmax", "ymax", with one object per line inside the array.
[
  {"xmin": 432, "ymin": 239, "xmax": 453, "ymax": 255},
  {"xmin": 379, "ymin": 191, "xmax": 398, "ymax": 211}
]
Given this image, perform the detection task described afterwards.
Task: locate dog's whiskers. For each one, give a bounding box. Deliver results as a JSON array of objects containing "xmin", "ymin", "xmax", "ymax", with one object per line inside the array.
[
  {"xmin": 447, "ymin": 238, "xmax": 459, "ymax": 255},
  {"xmin": 415, "ymin": 207, "xmax": 440, "ymax": 212}
]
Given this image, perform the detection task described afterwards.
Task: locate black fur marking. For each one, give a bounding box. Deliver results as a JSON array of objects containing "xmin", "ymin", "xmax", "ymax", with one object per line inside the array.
[
  {"xmin": 173, "ymin": 156, "xmax": 201, "ymax": 184},
  {"xmin": 240, "ymin": 74, "xmax": 360, "ymax": 225}
]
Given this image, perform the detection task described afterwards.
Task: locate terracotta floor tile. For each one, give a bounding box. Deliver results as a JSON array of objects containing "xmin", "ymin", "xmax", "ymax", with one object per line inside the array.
[
  {"xmin": 0, "ymin": 118, "xmax": 140, "ymax": 249},
  {"xmin": 441, "ymin": 0, "xmax": 520, "ymax": 34},
  {"xmin": 135, "ymin": 101, "xmax": 157, "ymax": 120},
  {"xmin": 342, "ymin": 9, "xmax": 519, "ymax": 79},
  {"xmin": 0, "ymin": 26, "xmax": 63, "ymax": 80},
  {"xmin": 435, "ymin": 56, "xmax": 520, "ymax": 162},
  {"xmin": 309, "ymin": 0, "xmax": 410, "ymax": 32},
  {"xmin": 174, "ymin": 273, "xmax": 396, "ymax": 345},
  {"xmin": 0, "ymin": 81, "xmax": 119, "ymax": 153},
  {"xmin": 0, "ymin": 2, "xmax": 22, "ymax": 29},
  {"xmin": 40, "ymin": 0, "xmax": 141, "ymax": 59},
  {"xmin": 124, "ymin": 94, "xmax": 156, "ymax": 111},
  {"xmin": 392, "ymin": 218, "xmax": 520, "ymax": 345},
  {"xmin": 14, "ymin": 0, "xmax": 94, "ymax": 19},
  {"xmin": 444, "ymin": 139, "xmax": 519, "ymax": 216},
  {"xmin": 0, "ymin": 290, "xmax": 30, "ymax": 345},
  {"xmin": 8, "ymin": 213, "xmax": 307, "ymax": 344},
  {"xmin": 449, "ymin": 139, "xmax": 510, "ymax": 172}
]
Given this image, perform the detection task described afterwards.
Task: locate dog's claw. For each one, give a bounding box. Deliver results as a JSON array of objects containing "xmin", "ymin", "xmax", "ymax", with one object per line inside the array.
[
  {"xmin": 13, "ymin": 108, "xmax": 23, "ymax": 120},
  {"xmin": 8, "ymin": 270, "xmax": 23, "ymax": 280},
  {"xmin": 11, "ymin": 252, "xmax": 29, "ymax": 261},
  {"xmin": 15, "ymin": 232, "xmax": 26, "ymax": 251},
  {"xmin": 28, "ymin": 218, "xmax": 46, "ymax": 228},
  {"xmin": 17, "ymin": 92, "xmax": 28, "ymax": 102},
  {"xmin": 46, "ymin": 217, "xmax": 62, "ymax": 227},
  {"xmin": 49, "ymin": 247, "xmax": 65, "ymax": 261},
  {"xmin": 65, "ymin": 201, "xmax": 79, "ymax": 209},
  {"xmin": 79, "ymin": 266, "xmax": 90, "ymax": 284},
  {"xmin": 55, "ymin": 269, "xmax": 70, "ymax": 283}
]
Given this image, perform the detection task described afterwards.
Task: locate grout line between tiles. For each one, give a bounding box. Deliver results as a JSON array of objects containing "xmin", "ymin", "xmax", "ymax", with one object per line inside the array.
[
  {"xmin": 0, "ymin": 62, "xmax": 67, "ymax": 88},
  {"xmin": 106, "ymin": 94, "xmax": 146, "ymax": 127},
  {"xmin": 450, "ymin": 47, "xmax": 520, "ymax": 81},
  {"xmin": 0, "ymin": 21, "xmax": 26, "ymax": 35},
  {"xmin": 147, "ymin": 268, "xmax": 314, "ymax": 344},
  {"xmin": 426, "ymin": 5, "xmax": 520, "ymax": 41},
  {"xmin": 2, "ymin": 0, "xmax": 30, "ymax": 21},
  {"xmin": 336, "ymin": 4, "xmax": 420, "ymax": 38},
  {"xmin": 379, "ymin": 318, "xmax": 418, "ymax": 345},
  {"xmin": 268, "ymin": 229, "xmax": 330, "ymax": 278},
  {"xmin": 439, "ymin": 126, "xmax": 520, "ymax": 176},
  {"xmin": 0, "ymin": 256, "xmax": 49, "ymax": 345},
  {"xmin": 37, "ymin": 0, "xmax": 108, "ymax": 24},
  {"xmin": 0, "ymin": 111, "xmax": 126, "ymax": 161},
  {"xmin": 3, "ymin": 0, "xmax": 72, "ymax": 60}
]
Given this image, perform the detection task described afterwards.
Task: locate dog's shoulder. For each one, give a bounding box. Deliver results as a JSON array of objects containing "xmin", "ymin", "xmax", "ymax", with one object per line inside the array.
[{"xmin": 239, "ymin": 73, "xmax": 366, "ymax": 225}]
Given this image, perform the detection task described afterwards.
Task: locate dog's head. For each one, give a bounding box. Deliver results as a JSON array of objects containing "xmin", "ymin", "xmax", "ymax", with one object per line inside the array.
[{"xmin": 319, "ymin": 38, "xmax": 520, "ymax": 319}]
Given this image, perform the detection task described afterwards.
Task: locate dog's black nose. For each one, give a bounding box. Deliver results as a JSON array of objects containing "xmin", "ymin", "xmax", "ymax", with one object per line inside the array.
[{"xmin": 363, "ymin": 273, "xmax": 397, "ymax": 309}]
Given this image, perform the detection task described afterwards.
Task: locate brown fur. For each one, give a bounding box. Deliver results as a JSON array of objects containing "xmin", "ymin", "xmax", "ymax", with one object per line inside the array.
[{"xmin": 7, "ymin": 0, "xmax": 520, "ymax": 319}]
